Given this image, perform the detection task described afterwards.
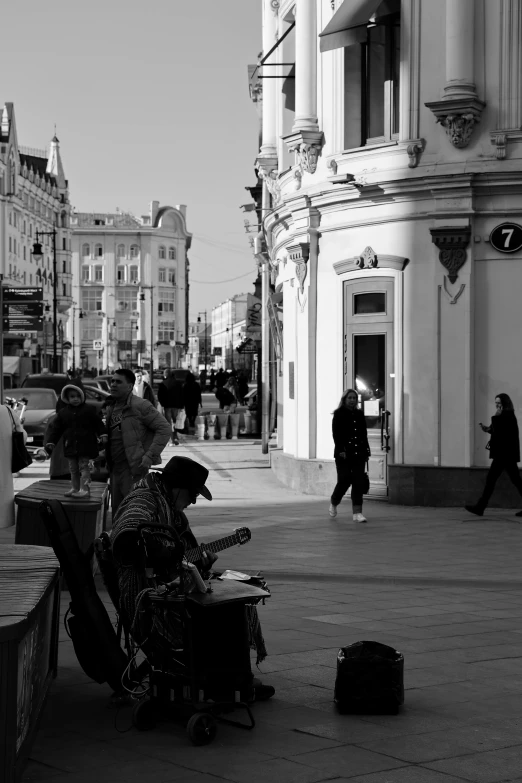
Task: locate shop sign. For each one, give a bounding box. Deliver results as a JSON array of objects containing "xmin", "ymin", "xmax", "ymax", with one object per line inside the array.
[{"xmin": 489, "ymin": 222, "xmax": 522, "ymax": 253}]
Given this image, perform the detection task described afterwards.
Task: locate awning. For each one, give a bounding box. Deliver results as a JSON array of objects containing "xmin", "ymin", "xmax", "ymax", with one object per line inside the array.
[
  {"xmin": 3, "ymin": 356, "xmax": 20, "ymax": 375},
  {"xmin": 319, "ymin": 0, "xmax": 386, "ymax": 53}
]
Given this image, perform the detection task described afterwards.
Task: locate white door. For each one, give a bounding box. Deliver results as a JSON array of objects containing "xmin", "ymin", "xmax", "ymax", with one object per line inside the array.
[{"xmin": 344, "ymin": 279, "xmax": 394, "ymax": 498}]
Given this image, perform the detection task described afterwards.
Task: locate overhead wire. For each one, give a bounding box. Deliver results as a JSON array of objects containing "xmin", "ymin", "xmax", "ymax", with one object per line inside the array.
[{"xmin": 190, "ymin": 269, "xmax": 257, "ymax": 284}]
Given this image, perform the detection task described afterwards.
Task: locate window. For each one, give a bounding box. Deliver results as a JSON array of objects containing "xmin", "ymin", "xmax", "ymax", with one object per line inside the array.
[
  {"xmin": 343, "ymin": 7, "xmax": 400, "ymax": 148},
  {"xmin": 353, "ymin": 292, "xmax": 386, "ymax": 314},
  {"xmin": 158, "ymin": 246, "xmax": 166, "ymax": 259},
  {"xmin": 95, "ymin": 243, "xmax": 103, "ymax": 257},
  {"xmin": 13, "ymin": 238, "xmax": 16, "ymax": 254},
  {"xmin": 23, "ymin": 246, "xmax": 26, "ymax": 260},
  {"xmin": 29, "ymin": 224, "xmax": 32, "ymax": 238},
  {"xmin": 81, "ymin": 322, "xmax": 103, "ymax": 340},
  {"xmin": 62, "ymin": 237, "xmax": 66, "ymax": 250},
  {"xmin": 129, "ymin": 265, "xmax": 138, "ymax": 283},
  {"xmin": 116, "ymin": 320, "xmax": 138, "ymax": 341},
  {"xmin": 63, "ymin": 260, "xmax": 67, "ymax": 273},
  {"xmin": 130, "ymin": 244, "xmax": 139, "ymax": 258},
  {"xmin": 158, "ymin": 320, "xmax": 176, "ymax": 342},
  {"xmin": 22, "ymin": 220, "xmax": 26, "ymax": 234},
  {"xmin": 8, "ymin": 213, "xmax": 11, "ymax": 225},
  {"xmin": 94, "ymin": 265, "xmax": 103, "ymax": 282},
  {"xmin": 94, "ymin": 219, "xmax": 105, "ymax": 226},
  {"xmin": 168, "ymin": 269, "xmax": 176, "ymax": 285},
  {"xmin": 81, "ymin": 288, "xmax": 103, "ymax": 311},
  {"xmin": 8, "ymin": 237, "xmax": 11, "ymax": 252},
  {"xmin": 116, "ymin": 289, "xmax": 138, "ymax": 312},
  {"xmin": 82, "ymin": 243, "xmax": 90, "ymax": 257},
  {"xmin": 158, "ymin": 268, "xmax": 166, "ymax": 283},
  {"xmin": 30, "ymin": 274, "xmax": 33, "ymax": 284},
  {"xmin": 117, "ymin": 265, "xmax": 126, "ymax": 283},
  {"xmin": 62, "ymin": 283, "xmax": 67, "ymax": 296},
  {"xmin": 117, "ymin": 244, "xmax": 125, "ymax": 258},
  {"xmin": 158, "ymin": 290, "xmax": 176, "ymax": 313},
  {"xmin": 168, "ymin": 246, "xmax": 176, "ymax": 260}
]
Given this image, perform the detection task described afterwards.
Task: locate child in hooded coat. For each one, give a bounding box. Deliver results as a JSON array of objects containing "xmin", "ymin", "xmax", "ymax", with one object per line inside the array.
[{"xmin": 44, "ymin": 384, "xmax": 107, "ymax": 498}]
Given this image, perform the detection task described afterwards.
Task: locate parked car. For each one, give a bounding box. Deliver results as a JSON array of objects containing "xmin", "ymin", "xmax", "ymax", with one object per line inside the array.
[
  {"xmin": 4, "ymin": 388, "xmax": 58, "ymax": 451},
  {"xmin": 21, "ymin": 372, "xmax": 70, "ymax": 394},
  {"xmin": 83, "ymin": 378, "xmax": 110, "ymax": 393}
]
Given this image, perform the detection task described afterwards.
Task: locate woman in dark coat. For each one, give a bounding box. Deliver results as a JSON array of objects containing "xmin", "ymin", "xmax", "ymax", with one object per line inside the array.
[
  {"xmin": 182, "ymin": 373, "xmax": 202, "ymax": 428},
  {"xmin": 330, "ymin": 388, "xmax": 371, "ymax": 523},
  {"xmin": 465, "ymin": 393, "xmax": 522, "ymax": 516}
]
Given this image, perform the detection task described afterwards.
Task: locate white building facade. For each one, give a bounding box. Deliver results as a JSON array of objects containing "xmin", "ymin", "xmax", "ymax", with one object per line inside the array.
[
  {"xmin": 211, "ymin": 295, "xmax": 248, "ymax": 371},
  {"xmin": 0, "ymin": 102, "xmax": 72, "ymax": 371},
  {"xmin": 255, "ymin": 0, "xmax": 522, "ymax": 506},
  {"xmin": 71, "ymin": 202, "xmax": 191, "ymax": 373}
]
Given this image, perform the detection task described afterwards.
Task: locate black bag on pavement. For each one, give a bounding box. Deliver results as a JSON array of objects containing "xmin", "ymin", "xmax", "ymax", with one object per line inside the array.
[
  {"xmin": 7, "ymin": 406, "xmax": 33, "ymax": 472},
  {"xmin": 334, "ymin": 640, "xmax": 404, "ymax": 714}
]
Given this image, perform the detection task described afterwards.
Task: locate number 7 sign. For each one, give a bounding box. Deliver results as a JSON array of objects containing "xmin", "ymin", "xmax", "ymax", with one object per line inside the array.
[{"xmin": 489, "ymin": 222, "xmax": 522, "ymax": 254}]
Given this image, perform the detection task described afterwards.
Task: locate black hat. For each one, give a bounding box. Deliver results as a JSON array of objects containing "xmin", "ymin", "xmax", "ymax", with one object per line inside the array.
[{"xmin": 160, "ymin": 456, "xmax": 212, "ymax": 501}]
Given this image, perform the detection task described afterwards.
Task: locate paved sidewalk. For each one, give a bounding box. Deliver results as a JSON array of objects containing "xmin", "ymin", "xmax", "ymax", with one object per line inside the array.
[{"xmin": 9, "ymin": 439, "xmax": 522, "ymax": 783}]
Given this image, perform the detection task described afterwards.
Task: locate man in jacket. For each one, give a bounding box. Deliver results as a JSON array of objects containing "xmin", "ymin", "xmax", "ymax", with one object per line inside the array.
[
  {"xmin": 133, "ymin": 368, "xmax": 156, "ymax": 406},
  {"xmin": 157, "ymin": 370, "xmax": 185, "ymax": 445},
  {"xmin": 106, "ymin": 368, "xmax": 171, "ymax": 513}
]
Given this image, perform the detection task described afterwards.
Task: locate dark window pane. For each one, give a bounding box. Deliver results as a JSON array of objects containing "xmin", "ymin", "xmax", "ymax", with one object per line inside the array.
[
  {"xmin": 366, "ymin": 25, "xmax": 386, "ymax": 138},
  {"xmin": 354, "ymin": 292, "xmax": 386, "ymax": 314},
  {"xmin": 353, "ymin": 333, "xmax": 385, "ymax": 429}
]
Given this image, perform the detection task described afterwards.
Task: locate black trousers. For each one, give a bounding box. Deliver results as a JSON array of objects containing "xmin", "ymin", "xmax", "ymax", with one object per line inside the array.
[
  {"xmin": 479, "ymin": 458, "xmax": 522, "ymax": 508},
  {"xmin": 331, "ymin": 458, "xmax": 366, "ymax": 507}
]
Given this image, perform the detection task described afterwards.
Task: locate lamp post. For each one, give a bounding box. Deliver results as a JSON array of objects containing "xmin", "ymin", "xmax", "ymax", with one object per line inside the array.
[
  {"xmin": 138, "ymin": 283, "xmax": 155, "ymax": 373},
  {"xmin": 70, "ymin": 304, "xmax": 83, "ymax": 375},
  {"xmin": 196, "ymin": 310, "xmax": 208, "ymax": 373},
  {"xmin": 32, "ymin": 228, "xmax": 58, "ymax": 372}
]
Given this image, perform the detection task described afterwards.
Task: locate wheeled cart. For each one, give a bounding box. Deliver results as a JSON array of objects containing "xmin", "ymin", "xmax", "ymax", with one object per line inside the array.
[{"xmin": 131, "ymin": 579, "xmax": 270, "ymax": 745}]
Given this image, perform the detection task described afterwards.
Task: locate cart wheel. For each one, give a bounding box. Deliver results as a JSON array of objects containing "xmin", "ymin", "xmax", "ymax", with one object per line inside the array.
[
  {"xmin": 186, "ymin": 712, "xmax": 217, "ymax": 746},
  {"xmin": 132, "ymin": 698, "xmax": 157, "ymax": 731}
]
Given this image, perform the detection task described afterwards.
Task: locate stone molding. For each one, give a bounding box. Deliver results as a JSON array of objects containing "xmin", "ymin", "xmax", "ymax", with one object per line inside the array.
[
  {"xmin": 333, "ymin": 249, "xmax": 409, "ymax": 276},
  {"xmin": 424, "ymin": 96, "xmax": 486, "ymax": 149},
  {"xmin": 489, "ymin": 130, "xmax": 522, "ymax": 160},
  {"xmin": 287, "ymin": 241, "xmax": 310, "ymax": 311},
  {"xmin": 430, "ymin": 226, "xmax": 471, "ymax": 283}
]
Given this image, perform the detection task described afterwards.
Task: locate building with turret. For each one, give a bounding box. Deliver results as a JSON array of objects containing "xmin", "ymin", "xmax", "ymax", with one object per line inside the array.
[
  {"xmin": 70, "ymin": 202, "xmax": 191, "ymax": 373},
  {"xmin": 0, "ymin": 102, "xmax": 72, "ymax": 371}
]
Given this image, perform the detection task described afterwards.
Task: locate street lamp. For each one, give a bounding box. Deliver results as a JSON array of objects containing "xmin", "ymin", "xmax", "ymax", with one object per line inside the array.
[
  {"xmin": 32, "ymin": 229, "xmax": 58, "ymax": 372},
  {"xmin": 196, "ymin": 311, "xmax": 208, "ymax": 373},
  {"xmin": 70, "ymin": 303, "xmax": 83, "ymax": 375}
]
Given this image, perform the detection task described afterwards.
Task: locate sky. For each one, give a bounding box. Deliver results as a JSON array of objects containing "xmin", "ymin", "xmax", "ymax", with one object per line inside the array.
[{"xmin": 1, "ymin": 0, "xmax": 262, "ymax": 321}]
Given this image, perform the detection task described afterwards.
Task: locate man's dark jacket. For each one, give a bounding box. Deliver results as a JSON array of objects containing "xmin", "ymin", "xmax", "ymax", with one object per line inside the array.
[{"xmin": 157, "ymin": 377, "xmax": 184, "ymax": 408}]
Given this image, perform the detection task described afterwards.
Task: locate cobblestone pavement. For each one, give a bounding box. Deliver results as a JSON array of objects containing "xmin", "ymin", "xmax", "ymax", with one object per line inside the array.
[{"xmin": 8, "ymin": 439, "xmax": 522, "ymax": 783}]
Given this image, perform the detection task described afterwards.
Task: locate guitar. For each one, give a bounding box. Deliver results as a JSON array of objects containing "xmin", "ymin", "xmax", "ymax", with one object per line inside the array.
[{"xmin": 183, "ymin": 527, "xmax": 251, "ymax": 566}]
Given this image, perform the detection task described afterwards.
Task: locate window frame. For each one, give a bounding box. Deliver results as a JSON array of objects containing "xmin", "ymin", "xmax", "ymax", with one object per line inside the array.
[
  {"xmin": 168, "ymin": 246, "xmax": 176, "ymax": 260},
  {"xmin": 158, "ymin": 245, "xmax": 166, "ymax": 260},
  {"xmin": 361, "ymin": 14, "xmax": 400, "ymax": 146}
]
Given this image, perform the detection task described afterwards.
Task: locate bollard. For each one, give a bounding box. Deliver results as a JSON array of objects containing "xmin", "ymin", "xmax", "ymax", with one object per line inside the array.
[
  {"xmin": 216, "ymin": 413, "xmax": 229, "ymax": 440},
  {"xmin": 196, "ymin": 415, "xmax": 206, "ymax": 441},
  {"xmin": 244, "ymin": 410, "xmax": 252, "ymax": 434},
  {"xmin": 207, "ymin": 413, "xmax": 217, "ymax": 440},
  {"xmin": 229, "ymin": 413, "xmax": 240, "ymax": 440}
]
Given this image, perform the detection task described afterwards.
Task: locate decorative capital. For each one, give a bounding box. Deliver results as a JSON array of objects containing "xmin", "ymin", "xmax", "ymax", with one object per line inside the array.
[
  {"xmin": 283, "ymin": 129, "xmax": 324, "ymax": 175},
  {"xmin": 425, "ymin": 95, "xmax": 485, "ymax": 149},
  {"xmin": 256, "ymin": 154, "xmax": 281, "ymax": 205},
  {"xmin": 430, "ymin": 226, "xmax": 471, "ymax": 283},
  {"xmin": 491, "ymin": 133, "xmax": 507, "ymax": 160},
  {"xmin": 287, "ymin": 241, "xmax": 310, "ymax": 312},
  {"xmin": 356, "ymin": 246, "xmax": 378, "ymax": 269}
]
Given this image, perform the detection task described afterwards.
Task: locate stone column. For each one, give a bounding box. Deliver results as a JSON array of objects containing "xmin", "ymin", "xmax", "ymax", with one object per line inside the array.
[
  {"xmin": 292, "ymin": 0, "xmax": 319, "ymax": 132},
  {"xmin": 444, "ymin": 0, "xmax": 475, "ymax": 99},
  {"xmin": 260, "ymin": 0, "xmax": 278, "ymax": 158}
]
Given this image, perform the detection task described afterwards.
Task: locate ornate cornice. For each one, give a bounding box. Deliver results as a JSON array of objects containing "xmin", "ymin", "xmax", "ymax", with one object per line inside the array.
[
  {"xmin": 256, "ymin": 154, "xmax": 281, "ymax": 205},
  {"xmin": 430, "ymin": 226, "xmax": 471, "ymax": 283},
  {"xmin": 424, "ymin": 96, "xmax": 485, "ymax": 149}
]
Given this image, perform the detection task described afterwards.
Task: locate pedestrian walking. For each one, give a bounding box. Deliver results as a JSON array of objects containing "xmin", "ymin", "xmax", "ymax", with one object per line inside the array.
[
  {"xmin": 237, "ymin": 370, "xmax": 249, "ymax": 404},
  {"xmin": 44, "ymin": 385, "xmax": 107, "ymax": 498},
  {"xmin": 157, "ymin": 370, "xmax": 185, "ymax": 445},
  {"xmin": 183, "ymin": 372, "xmax": 203, "ymax": 429},
  {"xmin": 215, "ymin": 379, "xmax": 236, "ymax": 411},
  {"xmin": 465, "ymin": 393, "xmax": 522, "ymax": 517},
  {"xmin": 215, "ymin": 368, "xmax": 226, "ymax": 389},
  {"xmin": 329, "ymin": 388, "xmax": 371, "ymax": 523},
  {"xmin": 133, "ymin": 368, "xmax": 156, "ymax": 406},
  {"xmin": 199, "ymin": 368, "xmax": 207, "ymax": 390},
  {"xmin": 106, "ymin": 369, "xmax": 171, "ymax": 513},
  {"xmin": 209, "ymin": 369, "xmax": 216, "ymax": 389}
]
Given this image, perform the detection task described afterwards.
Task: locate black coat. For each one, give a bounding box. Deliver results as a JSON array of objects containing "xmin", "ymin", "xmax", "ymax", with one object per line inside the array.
[
  {"xmin": 45, "ymin": 403, "xmax": 106, "ymax": 459},
  {"xmin": 488, "ymin": 410, "xmax": 520, "ymax": 462},
  {"xmin": 183, "ymin": 380, "xmax": 202, "ymax": 414},
  {"xmin": 157, "ymin": 378, "xmax": 184, "ymax": 408},
  {"xmin": 332, "ymin": 407, "xmax": 370, "ymax": 462}
]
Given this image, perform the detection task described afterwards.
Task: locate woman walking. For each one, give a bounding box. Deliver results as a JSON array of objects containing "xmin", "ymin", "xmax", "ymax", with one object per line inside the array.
[
  {"xmin": 465, "ymin": 393, "xmax": 522, "ymax": 516},
  {"xmin": 329, "ymin": 388, "xmax": 371, "ymax": 523}
]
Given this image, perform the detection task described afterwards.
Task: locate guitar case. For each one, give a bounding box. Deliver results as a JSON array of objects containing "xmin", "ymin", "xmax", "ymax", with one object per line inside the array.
[{"xmin": 39, "ymin": 499, "xmax": 129, "ymax": 691}]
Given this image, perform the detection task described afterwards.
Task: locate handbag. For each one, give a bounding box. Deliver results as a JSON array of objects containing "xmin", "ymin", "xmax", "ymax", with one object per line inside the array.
[
  {"xmin": 362, "ymin": 461, "xmax": 370, "ymax": 494},
  {"xmin": 175, "ymin": 409, "xmax": 187, "ymax": 431},
  {"xmin": 6, "ymin": 406, "xmax": 33, "ymax": 472}
]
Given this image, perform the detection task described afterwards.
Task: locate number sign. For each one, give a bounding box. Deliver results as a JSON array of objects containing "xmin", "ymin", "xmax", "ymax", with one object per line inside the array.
[{"xmin": 489, "ymin": 222, "xmax": 522, "ymax": 254}]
